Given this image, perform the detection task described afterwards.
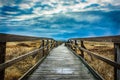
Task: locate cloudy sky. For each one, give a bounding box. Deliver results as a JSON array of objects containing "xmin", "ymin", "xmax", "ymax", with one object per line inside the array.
[{"xmin": 0, "ymin": 0, "xmax": 120, "ymax": 40}]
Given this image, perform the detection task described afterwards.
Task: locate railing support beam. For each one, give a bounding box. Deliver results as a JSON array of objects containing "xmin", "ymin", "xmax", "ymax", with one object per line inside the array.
[
  {"xmin": 114, "ymin": 43, "xmax": 120, "ymax": 80},
  {"xmin": 0, "ymin": 42, "xmax": 6, "ymax": 80},
  {"xmin": 80, "ymin": 41, "xmax": 85, "ymax": 58},
  {"xmin": 74, "ymin": 40, "xmax": 77, "ymax": 52},
  {"xmin": 42, "ymin": 40, "xmax": 45, "ymax": 57},
  {"xmin": 47, "ymin": 40, "xmax": 49, "ymax": 53}
]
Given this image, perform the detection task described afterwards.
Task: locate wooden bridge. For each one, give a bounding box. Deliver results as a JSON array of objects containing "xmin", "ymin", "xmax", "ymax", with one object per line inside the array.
[{"xmin": 0, "ymin": 33, "xmax": 120, "ymax": 80}]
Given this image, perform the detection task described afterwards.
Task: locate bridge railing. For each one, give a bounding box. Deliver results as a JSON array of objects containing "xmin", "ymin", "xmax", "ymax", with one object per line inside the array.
[
  {"xmin": 66, "ymin": 35, "xmax": 120, "ymax": 80},
  {"xmin": 0, "ymin": 33, "xmax": 56, "ymax": 80}
]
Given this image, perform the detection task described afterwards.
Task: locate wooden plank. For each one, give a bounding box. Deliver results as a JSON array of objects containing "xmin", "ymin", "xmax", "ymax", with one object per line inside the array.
[
  {"xmin": 114, "ymin": 43, "xmax": 120, "ymax": 80},
  {"xmin": 0, "ymin": 33, "xmax": 53, "ymax": 42},
  {"xmin": 19, "ymin": 42, "xmax": 54, "ymax": 80},
  {"xmin": 19, "ymin": 56, "xmax": 46, "ymax": 80},
  {"xmin": 69, "ymin": 35, "xmax": 120, "ymax": 43},
  {"xmin": 0, "ymin": 42, "xmax": 6, "ymax": 80},
  {"xmin": 67, "ymin": 46, "xmax": 104, "ymax": 80},
  {"xmin": 25, "ymin": 44, "xmax": 99, "ymax": 80}
]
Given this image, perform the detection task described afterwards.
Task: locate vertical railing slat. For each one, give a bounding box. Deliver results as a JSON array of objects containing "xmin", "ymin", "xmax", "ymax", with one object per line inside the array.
[
  {"xmin": 80, "ymin": 41, "xmax": 85, "ymax": 58},
  {"xmin": 114, "ymin": 43, "xmax": 120, "ymax": 80},
  {"xmin": 42, "ymin": 40, "xmax": 45, "ymax": 57},
  {"xmin": 0, "ymin": 42, "xmax": 6, "ymax": 80}
]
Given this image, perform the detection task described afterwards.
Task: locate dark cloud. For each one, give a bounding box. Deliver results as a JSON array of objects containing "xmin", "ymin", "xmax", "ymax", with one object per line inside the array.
[{"xmin": 0, "ymin": 0, "xmax": 120, "ymax": 40}]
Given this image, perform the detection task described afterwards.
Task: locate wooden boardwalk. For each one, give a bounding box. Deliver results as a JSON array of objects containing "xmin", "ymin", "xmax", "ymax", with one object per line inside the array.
[{"xmin": 25, "ymin": 44, "xmax": 97, "ymax": 80}]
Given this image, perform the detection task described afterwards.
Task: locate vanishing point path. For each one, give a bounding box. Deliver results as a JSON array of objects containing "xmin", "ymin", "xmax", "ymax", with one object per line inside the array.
[{"xmin": 26, "ymin": 44, "xmax": 97, "ymax": 80}]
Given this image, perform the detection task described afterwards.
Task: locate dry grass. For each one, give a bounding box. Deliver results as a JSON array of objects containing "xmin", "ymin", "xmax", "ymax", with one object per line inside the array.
[
  {"xmin": 76, "ymin": 41, "xmax": 114, "ymax": 80},
  {"xmin": 4, "ymin": 40, "xmax": 114, "ymax": 80},
  {"xmin": 5, "ymin": 40, "xmax": 43, "ymax": 80}
]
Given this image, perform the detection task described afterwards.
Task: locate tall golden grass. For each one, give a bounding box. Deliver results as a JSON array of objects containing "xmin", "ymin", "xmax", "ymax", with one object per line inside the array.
[
  {"xmin": 5, "ymin": 40, "xmax": 43, "ymax": 80},
  {"xmin": 5, "ymin": 40, "xmax": 114, "ymax": 80},
  {"xmin": 76, "ymin": 41, "xmax": 114, "ymax": 80}
]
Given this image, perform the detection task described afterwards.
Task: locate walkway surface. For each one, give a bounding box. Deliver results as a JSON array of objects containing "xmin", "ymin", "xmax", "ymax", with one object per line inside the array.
[{"xmin": 26, "ymin": 44, "xmax": 97, "ymax": 80}]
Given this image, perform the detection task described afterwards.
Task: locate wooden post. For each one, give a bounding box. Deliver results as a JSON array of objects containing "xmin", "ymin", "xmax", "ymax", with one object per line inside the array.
[
  {"xmin": 69, "ymin": 40, "xmax": 71, "ymax": 48},
  {"xmin": 80, "ymin": 41, "xmax": 84, "ymax": 58},
  {"xmin": 47, "ymin": 40, "xmax": 49, "ymax": 53},
  {"xmin": 42, "ymin": 40, "xmax": 45, "ymax": 57},
  {"xmin": 75, "ymin": 40, "xmax": 77, "ymax": 45},
  {"xmin": 54, "ymin": 41, "xmax": 56, "ymax": 47},
  {"xmin": 55, "ymin": 41, "xmax": 57, "ymax": 47},
  {"xmin": 0, "ymin": 42, "xmax": 6, "ymax": 80},
  {"xmin": 114, "ymin": 43, "xmax": 120, "ymax": 80},
  {"xmin": 71, "ymin": 40, "xmax": 73, "ymax": 50},
  {"xmin": 55, "ymin": 41, "xmax": 58, "ymax": 47},
  {"xmin": 70, "ymin": 40, "xmax": 72, "ymax": 49},
  {"xmin": 74, "ymin": 40, "xmax": 77, "ymax": 52},
  {"xmin": 52, "ymin": 40, "xmax": 54, "ymax": 49},
  {"xmin": 48, "ymin": 40, "xmax": 50, "ymax": 51},
  {"xmin": 66, "ymin": 40, "xmax": 69, "ymax": 46},
  {"xmin": 50, "ymin": 40, "xmax": 52, "ymax": 49}
]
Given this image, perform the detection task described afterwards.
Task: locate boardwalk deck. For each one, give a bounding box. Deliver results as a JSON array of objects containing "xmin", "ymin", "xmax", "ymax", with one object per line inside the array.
[{"xmin": 25, "ymin": 44, "xmax": 97, "ymax": 80}]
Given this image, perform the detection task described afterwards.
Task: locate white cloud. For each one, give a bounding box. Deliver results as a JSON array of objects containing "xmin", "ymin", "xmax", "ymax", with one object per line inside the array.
[
  {"xmin": 59, "ymin": 30, "xmax": 74, "ymax": 33},
  {"xmin": 41, "ymin": 1, "xmax": 55, "ymax": 7},
  {"xmin": 32, "ymin": 0, "xmax": 40, "ymax": 3},
  {"xmin": 10, "ymin": 14, "xmax": 37, "ymax": 21},
  {"xmin": 0, "ymin": 0, "xmax": 120, "ymax": 22},
  {"xmin": 33, "ymin": 7, "xmax": 42, "ymax": 14},
  {"xmin": 50, "ymin": 24, "xmax": 60, "ymax": 28},
  {"xmin": 29, "ymin": 0, "xmax": 119, "ymax": 19},
  {"xmin": 19, "ymin": 4, "xmax": 32, "ymax": 9},
  {"xmin": 65, "ymin": 13, "xmax": 101, "ymax": 23},
  {"xmin": 5, "ymin": 11, "xmax": 19, "ymax": 14},
  {"xmin": 87, "ymin": 0, "xmax": 112, "ymax": 4},
  {"xmin": 33, "ymin": 28, "xmax": 48, "ymax": 31}
]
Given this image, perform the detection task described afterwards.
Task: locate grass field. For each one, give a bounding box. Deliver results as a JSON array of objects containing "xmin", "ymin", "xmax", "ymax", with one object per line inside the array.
[
  {"xmin": 5, "ymin": 40, "xmax": 43, "ymax": 80},
  {"xmin": 76, "ymin": 41, "xmax": 114, "ymax": 80},
  {"xmin": 4, "ymin": 40, "xmax": 114, "ymax": 80}
]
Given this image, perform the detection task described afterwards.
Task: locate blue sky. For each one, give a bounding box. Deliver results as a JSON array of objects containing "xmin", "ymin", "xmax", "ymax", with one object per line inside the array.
[{"xmin": 0, "ymin": 0, "xmax": 120, "ymax": 40}]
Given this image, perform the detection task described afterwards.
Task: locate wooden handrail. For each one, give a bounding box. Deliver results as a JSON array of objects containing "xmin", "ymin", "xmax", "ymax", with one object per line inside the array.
[
  {"xmin": 69, "ymin": 44, "xmax": 120, "ymax": 69},
  {"xmin": 67, "ymin": 35, "xmax": 120, "ymax": 80},
  {"xmin": 0, "ymin": 33, "xmax": 56, "ymax": 80},
  {"xmin": 0, "ymin": 44, "xmax": 52, "ymax": 71}
]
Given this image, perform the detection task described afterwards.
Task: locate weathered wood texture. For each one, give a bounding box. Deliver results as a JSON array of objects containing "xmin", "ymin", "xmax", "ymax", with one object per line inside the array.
[
  {"xmin": 67, "ymin": 43, "xmax": 120, "ymax": 69},
  {"xmin": 0, "ymin": 33, "xmax": 56, "ymax": 80},
  {"xmin": 0, "ymin": 42, "xmax": 55, "ymax": 72},
  {"xmin": 42, "ymin": 40, "xmax": 45, "ymax": 56},
  {"xmin": 0, "ymin": 47, "xmax": 43, "ymax": 71},
  {"xmin": 25, "ymin": 44, "xmax": 98, "ymax": 80},
  {"xmin": 0, "ymin": 42, "xmax": 6, "ymax": 80},
  {"xmin": 69, "ymin": 35, "xmax": 120, "ymax": 80},
  {"xmin": 114, "ymin": 43, "xmax": 120, "ymax": 80},
  {"xmin": 80, "ymin": 41, "xmax": 85, "ymax": 57}
]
